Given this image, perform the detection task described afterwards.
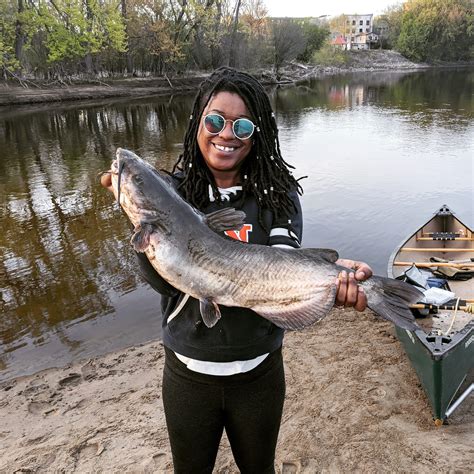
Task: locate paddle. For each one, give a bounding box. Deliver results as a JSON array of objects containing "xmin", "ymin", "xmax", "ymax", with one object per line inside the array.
[
  {"xmin": 394, "ymin": 262, "xmax": 474, "ymax": 268},
  {"xmin": 409, "ymin": 303, "xmax": 473, "ymax": 312}
]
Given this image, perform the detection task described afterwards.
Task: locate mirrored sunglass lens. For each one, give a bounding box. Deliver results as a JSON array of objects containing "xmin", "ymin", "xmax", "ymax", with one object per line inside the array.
[
  {"xmin": 204, "ymin": 114, "xmax": 225, "ymax": 133},
  {"xmin": 233, "ymin": 119, "xmax": 254, "ymax": 139}
]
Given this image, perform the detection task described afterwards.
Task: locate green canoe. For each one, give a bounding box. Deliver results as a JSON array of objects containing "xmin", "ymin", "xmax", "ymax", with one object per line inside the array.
[{"xmin": 388, "ymin": 204, "xmax": 473, "ymax": 424}]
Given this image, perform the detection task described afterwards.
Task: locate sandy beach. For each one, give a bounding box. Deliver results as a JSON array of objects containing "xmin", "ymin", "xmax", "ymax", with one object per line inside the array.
[{"xmin": 1, "ymin": 307, "xmax": 472, "ymax": 473}]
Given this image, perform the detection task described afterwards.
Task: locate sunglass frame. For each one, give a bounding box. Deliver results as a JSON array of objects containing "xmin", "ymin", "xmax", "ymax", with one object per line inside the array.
[{"xmin": 203, "ymin": 113, "xmax": 256, "ymax": 140}]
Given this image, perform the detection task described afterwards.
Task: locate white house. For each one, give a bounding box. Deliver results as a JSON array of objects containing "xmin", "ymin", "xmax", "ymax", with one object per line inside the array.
[{"xmin": 339, "ymin": 14, "xmax": 379, "ymax": 50}]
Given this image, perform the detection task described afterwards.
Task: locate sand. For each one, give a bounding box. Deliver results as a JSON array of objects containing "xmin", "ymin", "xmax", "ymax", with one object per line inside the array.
[{"xmin": 0, "ymin": 308, "xmax": 472, "ymax": 473}]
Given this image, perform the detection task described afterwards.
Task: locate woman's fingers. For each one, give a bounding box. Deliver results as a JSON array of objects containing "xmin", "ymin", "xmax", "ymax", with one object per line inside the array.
[
  {"xmin": 335, "ymin": 271, "xmax": 368, "ymax": 311},
  {"xmin": 354, "ymin": 287, "xmax": 367, "ymax": 312},
  {"xmin": 100, "ymin": 172, "xmax": 114, "ymax": 194},
  {"xmin": 100, "ymin": 172, "xmax": 112, "ymax": 189},
  {"xmin": 336, "ymin": 271, "xmax": 357, "ymax": 306},
  {"xmin": 354, "ymin": 262, "xmax": 373, "ymax": 280},
  {"xmin": 335, "ymin": 271, "xmax": 347, "ymax": 306},
  {"xmin": 346, "ymin": 272, "xmax": 358, "ymax": 306}
]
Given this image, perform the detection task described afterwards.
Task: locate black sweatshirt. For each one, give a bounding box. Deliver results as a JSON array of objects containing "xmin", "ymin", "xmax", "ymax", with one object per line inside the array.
[{"xmin": 137, "ymin": 178, "xmax": 303, "ymax": 362}]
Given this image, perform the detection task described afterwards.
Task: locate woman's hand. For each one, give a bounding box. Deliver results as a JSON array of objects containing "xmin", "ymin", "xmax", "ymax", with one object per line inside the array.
[
  {"xmin": 335, "ymin": 259, "xmax": 373, "ymax": 311},
  {"xmin": 100, "ymin": 172, "xmax": 113, "ymax": 192}
]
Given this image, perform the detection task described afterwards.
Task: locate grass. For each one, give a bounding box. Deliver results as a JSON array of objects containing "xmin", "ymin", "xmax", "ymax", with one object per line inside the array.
[{"xmin": 312, "ymin": 45, "xmax": 350, "ymax": 67}]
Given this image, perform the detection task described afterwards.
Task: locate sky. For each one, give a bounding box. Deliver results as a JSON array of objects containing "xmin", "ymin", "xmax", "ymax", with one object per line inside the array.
[{"xmin": 264, "ymin": 0, "xmax": 401, "ymax": 18}]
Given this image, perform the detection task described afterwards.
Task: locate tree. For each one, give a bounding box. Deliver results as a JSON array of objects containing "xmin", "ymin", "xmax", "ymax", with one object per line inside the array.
[
  {"xmin": 396, "ymin": 0, "xmax": 473, "ymax": 62},
  {"xmin": 208, "ymin": 0, "xmax": 224, "ymax": 68},
  {"xmin": 329, "ymin": 14, "xmax": 349, "ymax": 37},
  {"xmin": 0, "ymin": 1, "xmax": 19, "ymax": 77},
  {"xmin": 270, "ymin": 19, "xmax": 306, "ymax": 73},
  {"xmin": 189, "ymin": 0, "xmax": 227, "ymax": 70},
  {"xmin": 14, "ymin": 0, "xmax": 26, "ymax": 73},
  {"xmin": 297, "ymin": 21, "xmax": 330, "ymax": 62},
  {"xmin": 32, "ymin": 0, "xmax": 126, "ymax": 75},
  {"xmin": 227, "ymin": 0, "xmax": 242, "ymax": 67},
  {"xmin": 239, "ymin": 0, "xmax": 269, "ymax": 69},
  {"xmin": 121, "ymin": 0, "xmax": 133, "ymax": 73},
  {"xmin": 241, "ymin": 0, "xmax": 267, "ymax": 38},
  {"xmin": 373, "ymin": 14, "xmax": 394, "ymax": 49}
]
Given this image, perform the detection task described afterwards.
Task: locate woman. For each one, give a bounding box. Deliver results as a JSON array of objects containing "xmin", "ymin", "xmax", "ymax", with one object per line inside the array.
[{"xmin": 102, "ymin": 67, "xmax": 372, "ymax": 473}]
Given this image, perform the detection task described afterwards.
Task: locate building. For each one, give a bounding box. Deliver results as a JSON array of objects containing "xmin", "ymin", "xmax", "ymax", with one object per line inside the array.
[
  {"xmin": 346, "ymin": 14, "xmax": 374, "ymax": 36},
  {"xmin": 332, "ymin": 14, "xmax": 379, "ymax": 50},
  {"xmin": 330, "ymin": 35, "xmax": 347, "ymax": 49}
]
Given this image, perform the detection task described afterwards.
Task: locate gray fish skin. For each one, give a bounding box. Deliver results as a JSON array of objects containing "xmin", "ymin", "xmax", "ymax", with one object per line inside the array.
[{"xmin": 110, "ymin": 148, "xmax": 422, "ymax": 332}]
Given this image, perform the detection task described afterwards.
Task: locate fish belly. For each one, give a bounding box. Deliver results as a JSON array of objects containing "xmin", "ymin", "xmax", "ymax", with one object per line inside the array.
[
  {"xmin": 209, "ymin": 246, "xmax": 340, "ymax": 330},
  {"xmin": 247, "ymin": 264, "xmax": 339, "ymax": 330}
]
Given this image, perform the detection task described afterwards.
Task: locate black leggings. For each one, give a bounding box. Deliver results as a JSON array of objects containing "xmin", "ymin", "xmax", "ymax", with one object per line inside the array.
[{"xmin": 162, "ymin": 347, "xmax": 286, "ymax": 474}]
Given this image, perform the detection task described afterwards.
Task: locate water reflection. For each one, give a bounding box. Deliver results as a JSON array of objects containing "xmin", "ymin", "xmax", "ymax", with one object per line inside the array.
[
  {"xmin": 0, "ymin": 95, "xmax": 195, "ymax": 379},
  {"xmin": 274, "ymin": 69, "xmax": 472, "ymax": 275},
  {"xmin": 274, "ymin": 69, "xmax": 472, "ymax": 128},
  {"xmin": 0, "ymin": 69, "xmax": 472, "ymax": 381}
]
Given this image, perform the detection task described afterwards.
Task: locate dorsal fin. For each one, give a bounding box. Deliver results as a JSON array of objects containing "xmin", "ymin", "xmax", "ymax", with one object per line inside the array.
[
  {"xmin": 205, "ymin": 208, "xmax": 247, "ymax": 233},
  {"xmin": 297, "ymin": 248, "xmax": 339, "ymax": 263}
]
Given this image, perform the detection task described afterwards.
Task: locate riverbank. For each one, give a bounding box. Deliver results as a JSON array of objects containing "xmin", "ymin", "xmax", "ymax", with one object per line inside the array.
[
  {"xmin": 0, "ymin": 50, "xmax": 449, "ymax": 107},
  {"xmin": 1, "ymin": 307, "xmax": 472, "ymax": 472}
]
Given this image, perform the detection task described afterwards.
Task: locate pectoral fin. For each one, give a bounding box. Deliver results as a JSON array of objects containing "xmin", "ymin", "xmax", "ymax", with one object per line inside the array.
[
  {"xmin": 130, "ymin": 223, "xmax": 155, "ymax": 252},
  {"xmin": 199, "ymin": 297, "xmax": 222, "ymax": 328},
  {"xmin": 205, "ymin": 208, "xmax": 246, "ymax": 233}
]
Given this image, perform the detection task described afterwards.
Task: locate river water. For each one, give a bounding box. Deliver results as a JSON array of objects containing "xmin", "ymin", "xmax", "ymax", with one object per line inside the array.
[{"xmin": 0, "ymin": 69, "xmax": 472, "ymax": 381}]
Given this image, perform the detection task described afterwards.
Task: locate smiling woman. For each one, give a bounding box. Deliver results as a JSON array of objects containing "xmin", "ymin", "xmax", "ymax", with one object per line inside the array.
[{"xmin": 100, "ymin": 66, "xmax": 372, "ymax": 472}]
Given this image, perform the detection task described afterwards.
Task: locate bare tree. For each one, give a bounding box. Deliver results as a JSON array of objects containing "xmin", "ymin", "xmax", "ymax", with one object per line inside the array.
[
  {"xmin": 121, "ymin": 0, "xmax": 134, "ymax": 74},
  {"xmin": 270, "ymin": 19, "xmax": 306, "ymax": 74},
  {"xmin": 227, "ymin": 0, "xmax": 242, "ymax": 67},
  {"xmin": 210, "ymin": 0, "xmax": 223, "ymax": 68}
]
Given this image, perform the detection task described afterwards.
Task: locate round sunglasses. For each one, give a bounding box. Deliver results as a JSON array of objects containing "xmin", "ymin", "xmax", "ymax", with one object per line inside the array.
[{"xmin": 203, "ymin": 113, "xmax": 256, "ymax": 140}]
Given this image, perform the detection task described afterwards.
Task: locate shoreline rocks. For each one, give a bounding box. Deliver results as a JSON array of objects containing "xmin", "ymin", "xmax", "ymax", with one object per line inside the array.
[{"xmin": 1, "ymin": 51, "xmax": 470, "ymax": 107}]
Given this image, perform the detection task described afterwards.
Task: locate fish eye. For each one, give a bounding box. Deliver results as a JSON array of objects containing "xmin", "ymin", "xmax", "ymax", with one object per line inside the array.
[{"xmin": 133, "ymin": 175, "xmax": 144, "ymax": 185}]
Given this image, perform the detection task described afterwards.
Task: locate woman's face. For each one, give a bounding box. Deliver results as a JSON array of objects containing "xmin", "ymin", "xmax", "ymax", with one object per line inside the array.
[{"xmin": 197, "ymin": 91, "xmax": 253, "ymax": 186}]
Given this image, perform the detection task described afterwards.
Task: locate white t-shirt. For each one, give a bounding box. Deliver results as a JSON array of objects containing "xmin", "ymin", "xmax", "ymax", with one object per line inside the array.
[{"xmin": 174, "ymin": 352, "xmax": 269, "ymax": 376}]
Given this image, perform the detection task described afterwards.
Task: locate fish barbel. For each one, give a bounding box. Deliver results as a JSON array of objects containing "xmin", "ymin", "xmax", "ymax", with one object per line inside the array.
[{"xmin": 109, "ymin": 148, "xmax": 422, "ymax": 331}]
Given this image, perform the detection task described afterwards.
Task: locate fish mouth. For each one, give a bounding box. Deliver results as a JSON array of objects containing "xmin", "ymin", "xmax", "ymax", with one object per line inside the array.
[
  {"xmin": 110, "ymin": 157, "xmax": 126, "ymax": 206},
  {"xmin": 116, "ymin": 159, "xmax": 126, "ymax": 206},
  {"xmin": 98, "ymin": 169, "xmax": 112, "ymax": 179}
]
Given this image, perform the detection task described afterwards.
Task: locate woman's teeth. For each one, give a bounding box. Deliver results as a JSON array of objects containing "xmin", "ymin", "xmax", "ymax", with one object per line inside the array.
[{"xmin": 215, "ymin": 144, "xmax": 235, "ymax": 152}]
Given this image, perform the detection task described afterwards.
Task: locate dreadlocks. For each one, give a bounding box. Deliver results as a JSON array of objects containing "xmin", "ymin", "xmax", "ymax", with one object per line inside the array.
[{"xmin": 172, "ymin": 67, "xmax": 303, "ymax": 228}]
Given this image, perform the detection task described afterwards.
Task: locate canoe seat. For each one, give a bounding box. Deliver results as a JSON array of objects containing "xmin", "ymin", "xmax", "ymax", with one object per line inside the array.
[{"xmin": 431, "ymin": 232, "xmax": 460, "ymax": 240}]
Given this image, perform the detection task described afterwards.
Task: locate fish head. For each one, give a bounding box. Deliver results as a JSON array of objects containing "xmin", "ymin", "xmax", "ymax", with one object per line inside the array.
[{"xmin": 110, "ymin": 148, "xmax": 171, "ymax": 225}]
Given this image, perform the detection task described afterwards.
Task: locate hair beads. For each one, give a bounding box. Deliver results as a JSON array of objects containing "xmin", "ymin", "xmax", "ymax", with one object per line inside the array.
[{"xmin": 173, "ymin": 67, "xmax": 303, "ymax": 229}]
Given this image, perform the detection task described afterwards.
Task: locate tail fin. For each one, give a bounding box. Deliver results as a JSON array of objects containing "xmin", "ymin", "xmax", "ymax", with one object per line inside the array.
[{"xmin": 363, "ymin": 276, "xmax": 423, "ymax": 331}]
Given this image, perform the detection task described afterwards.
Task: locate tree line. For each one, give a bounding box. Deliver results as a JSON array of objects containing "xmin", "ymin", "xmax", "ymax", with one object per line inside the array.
[
  {"xmin": 1, "ymin": 0, "xmax": 329, "ymax": 80},
  {"xmin": 1, "ymin": 0, "xmax": 472, "ymax": 82},
  {"xmin": 376, "ymin": 0, "xmax": 473, "ymax": 62}
]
